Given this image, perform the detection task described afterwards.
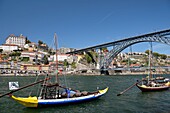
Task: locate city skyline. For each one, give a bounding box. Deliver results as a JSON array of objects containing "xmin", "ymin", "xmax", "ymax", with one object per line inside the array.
[{"xmin": 0, "ymin": 0, "xmax": 170, "ymax": 54}]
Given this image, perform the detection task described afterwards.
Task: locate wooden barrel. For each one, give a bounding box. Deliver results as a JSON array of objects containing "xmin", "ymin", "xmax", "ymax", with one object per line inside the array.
[
  {"xmin": 81, "ymin": 91, "xmax": 88, "ymax": 96},
  {"xmin": 75, "ymin": 92, "xmax": 82, "ymax": 97}
]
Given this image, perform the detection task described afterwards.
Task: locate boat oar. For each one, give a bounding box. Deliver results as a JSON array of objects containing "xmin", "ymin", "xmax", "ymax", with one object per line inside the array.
[
  {"xmin": 0, "ymin": 77, "xmax": 50, "ymax": 98},
  {"xmin": 117, "ymin": 80, "xmax": 141, "ymax": 96}
]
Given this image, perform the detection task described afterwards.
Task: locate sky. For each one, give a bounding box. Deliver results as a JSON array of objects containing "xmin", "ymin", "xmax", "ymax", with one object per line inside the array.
[{"xmin": 0, "ymin": 0, "xmax": 170, "ymax": 54}]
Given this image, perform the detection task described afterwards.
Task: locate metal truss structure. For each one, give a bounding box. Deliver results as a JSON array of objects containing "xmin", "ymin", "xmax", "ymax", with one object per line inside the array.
[
  {"xmin": 101, "ymin": 29, "xmax": 170, "ymax": 69},
  {"xmin": 67, "ymin": 29, "xmax": 170, "ymax": 70}
]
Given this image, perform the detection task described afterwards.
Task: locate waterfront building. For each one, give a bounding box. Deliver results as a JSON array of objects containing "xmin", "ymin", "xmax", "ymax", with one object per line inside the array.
[
  {"xmin": 5, "ymin": 34, "xmax": 26, "ymax": 47},
  {"xmin": 20, "ymin": 64, "xmax": 49, "ymax": 74},
  {"xmin": 0, "ymin": 60, "xmax": 11, "ymax": 74}
]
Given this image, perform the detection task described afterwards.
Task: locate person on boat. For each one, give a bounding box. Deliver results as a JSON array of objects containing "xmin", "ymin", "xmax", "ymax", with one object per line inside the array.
[
  {"xmin": 65, "ymin": 88, "xmax": 76, "ymax": 98},
  {"xmin": 164, "ymin": 78, "xmax": 170, "ymax": 82},
  {"xmin": 150, "ymin": 81, "xmax": 157, "ymax": 87}
]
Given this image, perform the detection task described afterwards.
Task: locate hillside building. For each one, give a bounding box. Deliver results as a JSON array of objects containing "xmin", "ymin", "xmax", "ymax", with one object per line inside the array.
[
  {"xmin": 0, "ymin": 44, "xmax": 19, "ymax": 52},
  {"xmin": 5, "ymin": 34, "xmax": 26, "ymax": 47}
]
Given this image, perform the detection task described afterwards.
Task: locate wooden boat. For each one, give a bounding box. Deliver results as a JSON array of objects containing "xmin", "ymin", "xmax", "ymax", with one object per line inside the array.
[
  {"xmin": 6, "ymin": 33, "xmax": 109, "ymax": 108},
  {"xmin": 136, "ymin": 42, "xmax": 169, "ymax": 92},
  {"xmin": 136, "ymin": 83, "xmax": 169, "ymax": 92},
  {"xmin": 10, "ymin": 87, "xmax": 108, "ymax": 107}
]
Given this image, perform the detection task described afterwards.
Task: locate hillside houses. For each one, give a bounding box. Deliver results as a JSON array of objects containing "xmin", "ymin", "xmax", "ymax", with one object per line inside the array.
[{"xmin": 0, "ymin": 34, "xmax": 170, "ymax": 75}]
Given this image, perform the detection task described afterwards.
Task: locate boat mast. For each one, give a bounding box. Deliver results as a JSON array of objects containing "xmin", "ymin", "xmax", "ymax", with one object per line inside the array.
[
  {"xmin": 149, "ymin": 42, "xmax": 153, "ymax": 79},
  {"xmin": 54, "ymin": 33, "xmax": 59, "ymax": 84}
]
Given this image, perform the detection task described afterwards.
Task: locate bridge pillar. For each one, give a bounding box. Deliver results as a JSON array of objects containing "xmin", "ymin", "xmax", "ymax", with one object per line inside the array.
[
  {"xmin": 100, "ymin": 69, "xmax": 109, "ymax": 75},
  {"xmin": 98, "ymin": 48, "xmax": 109, "ymax": 75}
]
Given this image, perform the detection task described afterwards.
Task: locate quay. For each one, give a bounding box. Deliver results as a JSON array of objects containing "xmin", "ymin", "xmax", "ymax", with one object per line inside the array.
[{"xmin": 1, "ymin": 66, "xmax": 170, "ymax": 76}]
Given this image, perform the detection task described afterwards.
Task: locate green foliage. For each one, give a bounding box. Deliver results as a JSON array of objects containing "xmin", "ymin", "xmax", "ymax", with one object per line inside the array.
[
  {"xmin": 9, "ymin": 52, "xmax": 21, "ymax": 57},
  {"xmin": 0, "ymin": 49, "xmax": 3, "ymax": 53},
  {"xmin": 21, "ymin": 57, "xmax": 29, "ymax": 62},
  {"xmin": 160, "ymin": 54, "xmax": 167, "ymax": 59},
  {"xmin": 26, "ymin": 37, "xmax": 31, "ymax": 44},
  {"xmin": 102, "ymin": 47, "xmax": 108, "ymax": 52},
  {"xmin": 85, "ymin": 54, "xmax": 92, "ymax": 63},
  {"xmin": 48, "ymin": 48, "xmax": 55, "ymax": 55},
  {"xmin": 38, "ymin": 40, "xmax": 43, "ymax": 45},
  {"xmin": 71, "ymin": 62, "xmax": 76, "ymax": 69},
  {"xmin": 63, "ymin": 59, "xmax": 69, "ymax": 66},
  {"xmin": 145, "ymin": 50, "xmax": 167, "ymax": 59},
  {"xmin": 153, "ymin": 52, "xmax": 159, "ymax": 58},
  {"xmin": 145, "ymin": 50, "xmax": 150, "ymax": 55},
  {"xmin": 42, "ymin": 55, "xmax": 49, "ymax": 65}
]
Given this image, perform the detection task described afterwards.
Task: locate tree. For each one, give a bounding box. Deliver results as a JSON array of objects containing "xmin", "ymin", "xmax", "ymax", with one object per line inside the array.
[
  {"xmin": 0, "ymin": 49, "xmax": 3, "ymax": 53},
  {"xmin": 153, "ymin": 52, "xmax": 159, "ymax": 58},
  {"xmin": 9, "ymin": 52, "xmax": 21, "ymax": 57},
  {"xmin": 85, "ymin": 54, "xmax": 92, "ymax": 63},
  {"xmin": 63, "ymin": 59, "xmax": 69, "ymax": 67},
  {"xmin": 26, "ymin": 37, "xmax": 31, "ymax": 44},
  {"xmin": 38, "ymin": 40, "xmax": 43, "ymax": 46},
  {"xmin": 145, "ymin": 50, "xmax": 150, "ymax": 55},
  {"xmin": 160, "ymin": 54, "xmax": 167, "ymax": 59},
  {"xmin": 21, "ymin": 57, "xmax": 29, "ymax": 62},
  {"xmin": 102, "ymin": 47, "xmax": 108, "ymax": 52},
  {"xmin": 42, "ymin": 55, "xmax": 49, "ymax": 65},
  {"xmin": 71, "ymin": 62, "xmax": 76, "ymax": 69}
]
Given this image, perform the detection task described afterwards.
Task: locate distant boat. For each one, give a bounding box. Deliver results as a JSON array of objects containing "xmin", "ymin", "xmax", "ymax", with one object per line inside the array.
[
  {"xmin": 136, "ymin": 81, "xmax": 169, "ymax": 92},
  {"xmin": 7, "ymin": 33, "xmax": 109, "ymax": 108},
  {"xmin": 136, "ymin": 42, "xmax": 170, "ymax": 92}
]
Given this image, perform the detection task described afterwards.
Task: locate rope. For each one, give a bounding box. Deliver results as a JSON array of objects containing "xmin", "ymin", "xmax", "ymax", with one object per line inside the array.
[
  {"xmin": 29, "ymin": 73, "xmax": 39, "ymax": 96},
  {"xmin": 38, "ymin": 74, "xmax": 48, "ymax": 97},
  {"xmin": 95, "ymin": 75, "xmax": 108, "ymax": 89}
]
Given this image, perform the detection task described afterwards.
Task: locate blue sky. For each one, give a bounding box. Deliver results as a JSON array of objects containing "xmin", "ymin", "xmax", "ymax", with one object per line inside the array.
[{"xmin": 0, "ymin": 0, "xmax": 170, "ymax": 54}]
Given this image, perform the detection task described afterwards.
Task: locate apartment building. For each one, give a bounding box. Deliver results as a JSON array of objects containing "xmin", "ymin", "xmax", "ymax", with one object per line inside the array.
[
  {"xmin": 0, "ymin": 44, "xmax": 19, "ymax": 52},
  {"xmin": 5, "ymin": 34, "xmax": 26, "ymax": 47}
]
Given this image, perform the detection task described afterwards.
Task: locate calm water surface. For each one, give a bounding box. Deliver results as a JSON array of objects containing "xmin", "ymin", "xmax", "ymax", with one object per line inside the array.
[{"xmin": 0, "ymin": 75, "xmax": 170, "ymax": 113}]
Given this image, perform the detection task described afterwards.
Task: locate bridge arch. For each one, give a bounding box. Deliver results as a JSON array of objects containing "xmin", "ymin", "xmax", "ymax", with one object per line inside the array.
[
  {"xmin": 101, "ymin": 35, "xmax": 170, "ymax": 69},
  {"xmin": 66, "ymin": 29, "xmax": 170, "ymax": 74}
]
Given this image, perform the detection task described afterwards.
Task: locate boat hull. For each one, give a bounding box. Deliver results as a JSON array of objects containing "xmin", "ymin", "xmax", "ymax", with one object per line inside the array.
[
  {"xmin": 136, "ymin": 84, "xmax": 169, "ymax": 92},
  {"xmin": 165, "ymin": 82, "xmax": 170, "ymax": 87},
  {"xmin": 38, "ymin": 94, "xmax": 102, "ymax": 107},
  {"xmin": 11, "ymin": 87, "xmax": 108, "ymax": 108}
]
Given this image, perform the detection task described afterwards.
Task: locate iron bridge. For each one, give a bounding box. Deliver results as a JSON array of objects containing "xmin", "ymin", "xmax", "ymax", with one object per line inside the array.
[{"xmin": 67, "ymin": 29, "xmax": 170, "ymax": 71}]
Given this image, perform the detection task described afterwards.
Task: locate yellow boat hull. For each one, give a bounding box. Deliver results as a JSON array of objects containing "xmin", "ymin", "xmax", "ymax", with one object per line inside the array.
[
  {"xmin": 165, "ymin": 82, "xmax": 170, "ymax": 87},
  {"xmin": 11, "ymin": 96, "xmax": 38, "ymax": 107}
]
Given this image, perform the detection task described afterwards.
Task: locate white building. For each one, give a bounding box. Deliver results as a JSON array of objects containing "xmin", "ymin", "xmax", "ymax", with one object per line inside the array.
[
  {"xmin": 53, "ymin": 54, "xmax": 69, "ymax": 62},
  {"xmin": 20, "ymin": 51, "xmax": 43, "ymax": 61},
  {"xmin": 53, "ymin": 54, "xmax": 77, "ymax": 63},
  {"xmin": 0, "ymin": 44, "xmax": 18, "ymax": 52},
  {"xmin": 6, "ymin": 34, "xmax": 26, "ymax": 47}
]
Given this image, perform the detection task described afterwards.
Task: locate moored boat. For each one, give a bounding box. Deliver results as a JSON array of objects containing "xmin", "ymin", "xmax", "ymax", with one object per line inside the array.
[
  {"xmin": 136, "ymin": 42, "xmax": 169, "ymax": 92},
  {"xmin": 136, "ymin": 83, "xmax": 169, "ymax": 92},
  {"xmin": 10, "ymin": 87, "xmax": 108, "ymax": 107},
  {"xmin": 6, "ymin": 33, "xmax": 109, "ymax": 108}
]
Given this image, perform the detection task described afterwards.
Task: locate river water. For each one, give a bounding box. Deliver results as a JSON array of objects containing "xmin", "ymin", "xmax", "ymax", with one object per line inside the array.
[{"xmin": 0, "ymin": 75, "xmax": 170, "ymax": 113}]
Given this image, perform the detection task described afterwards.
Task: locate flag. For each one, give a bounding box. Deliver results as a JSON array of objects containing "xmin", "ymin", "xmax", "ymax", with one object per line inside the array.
[{"xmin": 9, "ymin": 82, "xmax": 19, "ymax": 90}]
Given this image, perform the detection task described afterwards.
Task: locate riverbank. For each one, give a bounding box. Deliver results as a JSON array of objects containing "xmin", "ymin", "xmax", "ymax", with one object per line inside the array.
[{"xmin": 0, "ymin": 71, "xmax": 170, "ymax": 76}]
